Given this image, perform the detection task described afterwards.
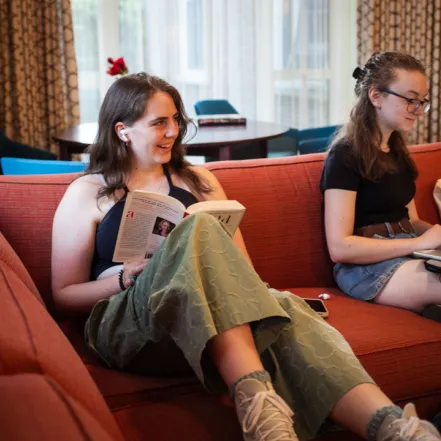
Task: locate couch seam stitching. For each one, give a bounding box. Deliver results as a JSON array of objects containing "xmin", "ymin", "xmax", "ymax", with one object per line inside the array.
[{"xmin": 45, "ymin": 376, "xmax": 95, "ymax": 441}]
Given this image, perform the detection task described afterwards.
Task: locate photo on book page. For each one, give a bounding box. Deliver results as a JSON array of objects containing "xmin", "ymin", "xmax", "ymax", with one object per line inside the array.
[
  {"xmin": 152, "ymin": 217, "xmax": 176, "ymax": 238},
  {"xmin": 144, "ymin": 217, "xmax": 177, "ymax": 259}
]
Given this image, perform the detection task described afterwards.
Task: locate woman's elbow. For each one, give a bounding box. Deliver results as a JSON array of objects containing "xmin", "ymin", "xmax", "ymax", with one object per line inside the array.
[
  {"xmin": 52, "ymin": 285, "xmax": 78, "ymax": 315},
  {"xmin": 52, "ymin": 287, "xmax": 68, "ymax": 311},
  {"xmin": 327, "ymin": 244, "xmax": 346, "ymax": 264}
]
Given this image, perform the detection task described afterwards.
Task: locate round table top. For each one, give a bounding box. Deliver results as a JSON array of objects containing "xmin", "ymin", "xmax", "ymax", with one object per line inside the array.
[{"xmin": 53, "ymin": 120, "xmax": 290, "ymax": 148}]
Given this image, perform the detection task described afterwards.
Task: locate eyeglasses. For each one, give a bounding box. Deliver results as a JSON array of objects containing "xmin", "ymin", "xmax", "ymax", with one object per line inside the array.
[{"xmin": 381, "ymin": 88, "xmax": 431, "ymax": 114}]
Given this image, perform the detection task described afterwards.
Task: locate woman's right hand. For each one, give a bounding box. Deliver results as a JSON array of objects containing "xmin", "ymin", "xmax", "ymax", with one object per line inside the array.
[
  {"xmin": 415, "ymin": 224, "xmax": 441, "ymax": 251},
  {"xmin": 122, "ymin": 259, "xmax": 149, "ymax": 287}
]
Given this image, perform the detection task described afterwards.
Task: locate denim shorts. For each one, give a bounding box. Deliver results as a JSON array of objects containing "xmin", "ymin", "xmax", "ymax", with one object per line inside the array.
[{"xmin": 333, "ymin": 232, "xmax": 416, "ymax": 301}]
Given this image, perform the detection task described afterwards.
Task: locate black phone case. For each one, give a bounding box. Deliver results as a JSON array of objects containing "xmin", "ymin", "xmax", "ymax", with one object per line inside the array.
[{"xmin": 424, "ymin": 259, "xmax": 441, "ymax": 273}]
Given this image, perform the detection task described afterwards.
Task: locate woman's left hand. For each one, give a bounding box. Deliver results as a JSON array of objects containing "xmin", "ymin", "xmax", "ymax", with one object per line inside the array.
[{"xmin": 122, "ymin": 259, "xmax": 149, "ymax": 287}]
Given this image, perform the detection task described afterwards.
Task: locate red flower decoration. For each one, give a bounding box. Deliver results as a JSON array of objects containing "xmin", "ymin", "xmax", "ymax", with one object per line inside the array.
[{"xmin": 107, "ymin": 57, "xmax": 129, "ymax": 76}]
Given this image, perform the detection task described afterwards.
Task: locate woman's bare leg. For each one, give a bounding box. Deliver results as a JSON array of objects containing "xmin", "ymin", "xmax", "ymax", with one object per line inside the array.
[
  {"xmin": 208, "ymin": 324, "xmax": 265, "ymax": 386},
  {"xmin": 209, "ymin": 324, "xmax": 299, "ymax": 441},
  {"xmin": 330, "ymin": 383, "xmax": 394, "ymax": 438},
  {"xmin": 375, "ymin": 260, "xmax": 441, "ymax": 312}
]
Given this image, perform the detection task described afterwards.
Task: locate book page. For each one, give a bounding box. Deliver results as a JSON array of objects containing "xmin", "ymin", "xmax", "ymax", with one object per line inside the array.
[
  {"xmin": 186, "ymin": 200, "xmax": 246, "ymax": 236},
  {"xmin": 113, "ymin": 191, "xmax": 186, "ymax": 262}
]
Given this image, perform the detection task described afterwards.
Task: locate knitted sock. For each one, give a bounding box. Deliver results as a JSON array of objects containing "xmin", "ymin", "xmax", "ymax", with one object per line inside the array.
[
  {"xmin": 366, "ymin": 405, "xmax": 403, "ymax": 441},
  {"xmin": 229, "ymin": 369, "xmax": 272, "ymax": 398}
]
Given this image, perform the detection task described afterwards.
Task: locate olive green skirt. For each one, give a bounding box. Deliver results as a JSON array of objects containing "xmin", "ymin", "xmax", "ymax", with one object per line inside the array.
[{"xmin": 85, "ymin": 213, "xmax": 373, "ymax": 441}]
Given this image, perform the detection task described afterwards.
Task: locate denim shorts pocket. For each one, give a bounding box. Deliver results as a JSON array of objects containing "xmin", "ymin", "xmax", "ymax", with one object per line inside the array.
[{"xmin": 333, "ymin": 263, "xmax": 375, "ymax": 301}]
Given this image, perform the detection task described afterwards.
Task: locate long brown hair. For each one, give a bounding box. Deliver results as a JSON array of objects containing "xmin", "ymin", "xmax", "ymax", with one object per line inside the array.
[
  {"xmin": 330, "ymin": 52, "xmax": 425, "ymax": 181},
  {"xmin": 85, "ymin": 72, "xmax": 212, "ymax": 200}
]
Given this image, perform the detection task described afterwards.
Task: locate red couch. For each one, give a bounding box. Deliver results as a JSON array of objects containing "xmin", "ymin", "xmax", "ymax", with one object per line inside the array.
[{"xmin": 1, "ymin": 143, "xmax": 441, "ymax": 441}]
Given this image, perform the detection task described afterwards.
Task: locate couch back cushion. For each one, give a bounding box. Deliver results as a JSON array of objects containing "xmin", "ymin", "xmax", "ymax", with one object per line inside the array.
[
  {"xmin": 0, "ymin": 173, "xmax": 75, "ymax": 312},
  {"xmin": 0, "ymin": 144, "xmax": 441, "ymax": 307},
  {"xmin": 0, "ymin": 244, "xmax": 124, "ymax": 441},
  {"xmin": 209, "ymin": 143, "xmax": 441, "ymax": 287}
]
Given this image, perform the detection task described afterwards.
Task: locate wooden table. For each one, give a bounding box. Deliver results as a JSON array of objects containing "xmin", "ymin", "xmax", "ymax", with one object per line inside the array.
[{"xmin": 53, "ymin": 121, "xmax": 290, "ymax": 161}]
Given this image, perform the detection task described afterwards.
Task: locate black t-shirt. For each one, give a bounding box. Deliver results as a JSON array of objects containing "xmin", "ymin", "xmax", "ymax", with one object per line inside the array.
[{"xmin": 319, "ymin": 142, "xmax": 416, "ymax": 228}]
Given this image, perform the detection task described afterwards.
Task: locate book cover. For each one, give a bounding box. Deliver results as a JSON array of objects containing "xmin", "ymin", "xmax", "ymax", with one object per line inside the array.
[{"xmin": 196, "ymin": 114, "xmax": 247, "ymax": 127}]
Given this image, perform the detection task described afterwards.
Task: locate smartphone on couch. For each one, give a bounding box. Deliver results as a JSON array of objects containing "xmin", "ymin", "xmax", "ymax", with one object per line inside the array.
[{"xmin": 303, "ymin": 298, "xmax": 329, "ymax": 318}]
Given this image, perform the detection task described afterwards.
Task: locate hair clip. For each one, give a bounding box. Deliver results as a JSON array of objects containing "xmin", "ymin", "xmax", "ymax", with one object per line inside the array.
[{"xmin": 352, "ymin": 67, "xmax": 365, "ymax": 80}]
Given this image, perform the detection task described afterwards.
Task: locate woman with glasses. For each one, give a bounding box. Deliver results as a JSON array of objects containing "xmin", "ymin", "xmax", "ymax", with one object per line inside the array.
[{"xmin": 320, "ymin": 51, "xmax": 440, "ymax": 315}]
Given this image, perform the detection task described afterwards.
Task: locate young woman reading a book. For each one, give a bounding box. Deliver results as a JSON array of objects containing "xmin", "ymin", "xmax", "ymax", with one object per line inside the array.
[
  {"xmin": 321, "ymin": 52, "xmax": 441, "ymax": 315},
  {"xmin": 52, "ymin": 72, "xmax": 440, "ymax": 441}
]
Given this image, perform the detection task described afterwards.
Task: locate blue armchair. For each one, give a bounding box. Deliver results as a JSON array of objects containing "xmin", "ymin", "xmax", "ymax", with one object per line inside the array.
[
  {"xmin": 194, "ymin": 99, "xmax": 238, "ymax": 116},
  {"xmin": 296, "ymin": 125, "xmax": 341, "ymax": 155},
  {"xmin": 297, "ymin": 137, "xmax": 330, "ymax": 155},
  {"xmin": 1, "ymin": 157, "xmax": 88, "ymax": 175}
]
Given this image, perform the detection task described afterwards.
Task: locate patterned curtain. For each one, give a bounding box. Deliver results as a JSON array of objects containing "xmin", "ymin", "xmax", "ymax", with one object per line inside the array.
[
  {"xmin": 0, "ymin": 0, "xmax": 79, "ymax": 154},
  {"xmin": 357, "ymin": 0, "xmax": 441, "ymax": 144}
]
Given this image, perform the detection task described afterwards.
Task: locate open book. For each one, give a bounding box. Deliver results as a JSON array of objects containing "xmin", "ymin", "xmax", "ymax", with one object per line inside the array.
[{"xmin": 112, "ymin": 191, "xmax": 246, "ymax": 262}]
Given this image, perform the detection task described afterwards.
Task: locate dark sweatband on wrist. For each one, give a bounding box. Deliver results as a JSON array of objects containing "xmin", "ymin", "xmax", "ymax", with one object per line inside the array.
[{"xmin": 118, "ymin": 269, "xmax": 125, "ymax": 291}]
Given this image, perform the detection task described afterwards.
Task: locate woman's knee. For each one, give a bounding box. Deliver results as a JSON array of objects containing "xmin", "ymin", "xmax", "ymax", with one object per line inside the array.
[
  {"xmin": 171, "ymin": 212, "xmax": 231, "ymax": 244},
  {"xmin": 375, "ymin": 259, "xmax": 441, "ymax": 311},
  {"xmin": 183, "ymin": 212, "xmax": 225, "ymax": 230}
]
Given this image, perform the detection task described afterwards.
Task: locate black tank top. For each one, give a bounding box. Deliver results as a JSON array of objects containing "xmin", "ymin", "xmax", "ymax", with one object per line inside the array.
[{"xmin": 91, "ymin": 166, "xmax": 198, "ymax": 280}]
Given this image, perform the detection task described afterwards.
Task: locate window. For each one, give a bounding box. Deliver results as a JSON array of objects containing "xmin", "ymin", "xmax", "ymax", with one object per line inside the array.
[
  {"xmin": 71, "ymin": 0, "xmax": 100, "ymax": 123},
  {"xmin": 185, "ymin": 0, "xmax": 204, "ymax": 71},
  {"xmin": 71, "ymin": 0, "xmax": 356, "ymax": 128}
]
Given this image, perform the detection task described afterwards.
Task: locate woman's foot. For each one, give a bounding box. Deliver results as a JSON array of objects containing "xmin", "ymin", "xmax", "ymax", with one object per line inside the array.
[
  {"xmin": 234, "ymin": 377, "xmax": 299, "ymax": 441},
  {"xmin": 377, "ymin": 403, "xmax": 441, "ymax": 441}
]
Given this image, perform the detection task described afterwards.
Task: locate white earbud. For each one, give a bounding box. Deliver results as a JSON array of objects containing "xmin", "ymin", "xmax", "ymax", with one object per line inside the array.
[{"xmin": 119, "ymin": 129, "xmax": 129, "ymax": 142}]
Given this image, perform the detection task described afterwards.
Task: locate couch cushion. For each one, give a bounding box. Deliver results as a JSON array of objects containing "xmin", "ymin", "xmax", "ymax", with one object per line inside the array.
[
  {"xmin": 290, "ymin": 288, "xmax": 441, "ymax": 405},
  {"xmin": 0, "ymin": 373, "xmax": 118, "ymax": 441},
  {"xmin": 209, "ymin": 154, "xmax": 335, "ymax": 289},
  {"xmin": 0, "ymin": 256, "xmax": 124, "ymax": 441},
  {"xmin": 59, "ymin": 317, "xmax": 201, "ymax": 408},
  {"xmin": 0, "ymin": 173, "xmax": 76, "ymax": 313},
  {"xmin": 111, "ymin": 391, "xmax": 439, "ymax": 441}
]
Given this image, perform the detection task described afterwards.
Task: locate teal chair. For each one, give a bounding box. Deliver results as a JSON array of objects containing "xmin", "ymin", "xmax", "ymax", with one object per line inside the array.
[
  {"xmin": 296, "ymin": 125, "xmax": 341, "ymax": 155},
  {"xmin": 297, "ymin": 137, "xmax": 330, "ymax": 155},
  {"xmin": 297, "ymin": 125, "xmax": 340, "ymax": 143},
  {"xmin": 1, "ymin": 157, "xmax": 88, "ymax": 175},
  {"xmin": 267, "ymin": 128, "xmax": 298, "ymax": 158},
  {"xmin": 194, "ymin": 99, "xmax": 238, "ymax": 116}
]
